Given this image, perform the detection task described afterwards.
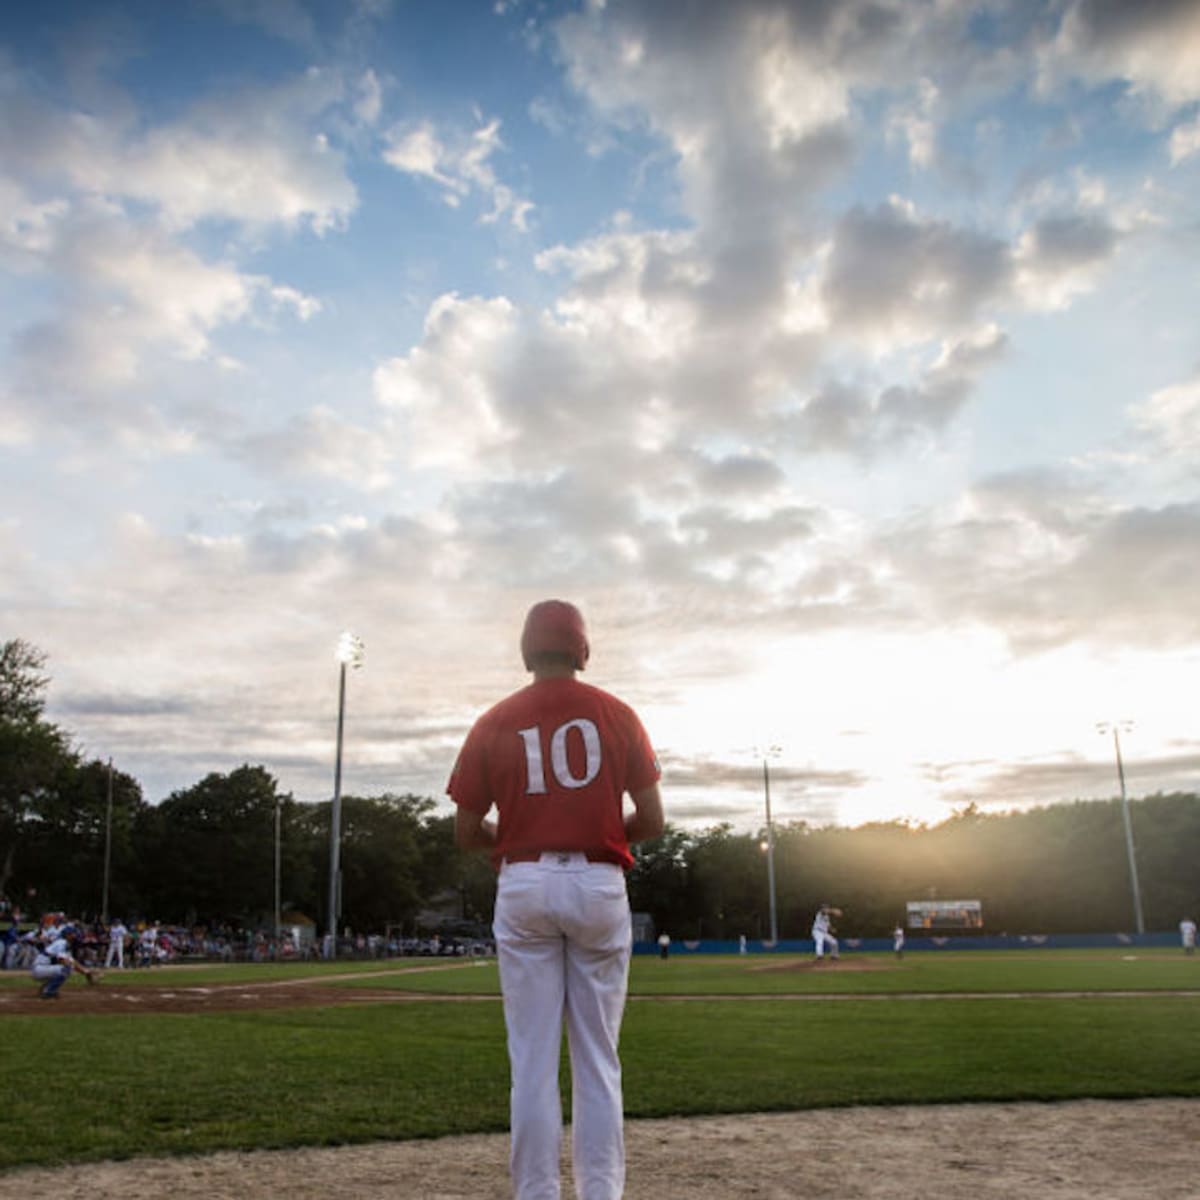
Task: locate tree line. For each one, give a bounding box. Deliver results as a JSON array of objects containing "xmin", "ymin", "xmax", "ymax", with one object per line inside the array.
[
  {"xmin": 629, "ymin": 794, "xmax": 1199, "ymax": 939},
  {"xmin": 0, "ymin": 638, "xmax": 495, "ymax": 933},
  {"xmin": 3, "ymin": 638, "xmax": 1197, "ymax": 937}
]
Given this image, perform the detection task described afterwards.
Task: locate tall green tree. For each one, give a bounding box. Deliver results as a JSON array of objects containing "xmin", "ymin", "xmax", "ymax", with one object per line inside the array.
[
  {"xmin": 293, "ymin": 795, "xmax": 494, "ymax": 936},
  {"xmin": 19, "ymin": 759, "xmax": 145, "ymax": 920},
  {"xmin": 334, "ymin": 793, "xmax": 433, "ymax": 933},
  {"xmin": 139, "ymin": 765, "xmax": 294, "ymax": 926},
  {"xmin": 0, "ymin": 639, "xmax": 78, "ymax": 902},
  {"xmin": 627, "ymin": 825, "xmax": 698, "ymax": 935},
  {"xmin": 417, "ymin": 812, "xmax": 497, "ymax": 931},
  {"xmin": 688, "ymin": 823, "xmax": 768, "ymax": 940}
]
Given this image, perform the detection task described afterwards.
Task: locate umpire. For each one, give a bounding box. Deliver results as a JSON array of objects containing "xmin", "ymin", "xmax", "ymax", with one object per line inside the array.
[{"xmin": 449, "ymin": 599, "xmax": 664, "ymax": 1200}]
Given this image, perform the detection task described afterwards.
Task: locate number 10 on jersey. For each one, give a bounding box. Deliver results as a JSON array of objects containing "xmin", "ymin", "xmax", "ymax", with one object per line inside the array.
[{"xmin": 518, "ymin": 719, "xmax": 602, "ymax": 793}]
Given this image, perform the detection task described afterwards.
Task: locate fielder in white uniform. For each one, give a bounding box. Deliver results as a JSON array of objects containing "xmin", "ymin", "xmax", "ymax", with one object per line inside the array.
[
  {"xmin": 812, "ymin": 905, "xmax": 840, "ymax": 962},
  {"xmin": 450, "ymin": 600, "xmax": 664, "ymax": 1200},
  {"xmin": 893, "ymin": 924, "xmax": 905, "ymax": 959},
  {"xmin": 138, "ymin": 923, "xmax": 159, "ymax": 967},
  {"xmin": 105, "ymin": 919, "xmax": 129, "ymax": 969},
  {"xmin": 1181, "ymin": 918, "xmax": 1197, "ymax": 955}
]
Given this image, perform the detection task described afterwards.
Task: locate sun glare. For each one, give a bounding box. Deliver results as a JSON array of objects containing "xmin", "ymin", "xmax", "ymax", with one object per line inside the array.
[{"xmin": 646, "ymin": 630, "xmax": 1197, "ymax": 831}]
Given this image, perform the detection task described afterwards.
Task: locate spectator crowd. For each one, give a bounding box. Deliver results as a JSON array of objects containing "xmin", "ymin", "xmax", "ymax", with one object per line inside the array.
[{"xmin": 1, "ymin": 900, "xmax": 493, "ymax": 973}]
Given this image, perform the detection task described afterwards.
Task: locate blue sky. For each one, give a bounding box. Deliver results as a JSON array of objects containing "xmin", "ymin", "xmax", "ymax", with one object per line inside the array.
[{"xmin": 2, "ymin": 0, "xmax": 1199, "ymax": 832}]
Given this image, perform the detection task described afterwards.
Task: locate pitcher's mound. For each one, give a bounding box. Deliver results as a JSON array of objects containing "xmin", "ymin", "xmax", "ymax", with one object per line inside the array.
[{"xmin": 750, "ymin": 955, "xmax": 892, "ymax": 973}]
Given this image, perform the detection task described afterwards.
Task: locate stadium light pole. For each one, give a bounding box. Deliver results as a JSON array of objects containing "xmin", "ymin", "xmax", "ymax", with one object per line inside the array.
[
  {"xmin": 758, "ymin": 745, "xmax": 782, "ymax": 945},
  {"xmin": 1097, "ymin": 720, "xmax": 1144, "ymax": 936},
  {"xmin": 101, "ymin": 758, "xmax": 114, "ymax": 925},
  {"xmin": 274, "ymin": 794, "xmax": 282, "ymax": 946},
  {"xmin": 328, "ymin": 632, "xmax": 364, "ymax": 958}
]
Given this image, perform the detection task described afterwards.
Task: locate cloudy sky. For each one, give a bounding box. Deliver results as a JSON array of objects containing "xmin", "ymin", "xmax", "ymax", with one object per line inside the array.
[{"xmin": 3, "ymin": 0, "xmax": 1198, "ymax": 833}]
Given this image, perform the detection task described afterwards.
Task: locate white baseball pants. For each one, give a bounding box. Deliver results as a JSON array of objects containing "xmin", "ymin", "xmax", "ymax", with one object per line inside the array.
[
  {"xmin": 494, "ymin": 853, "xmax": 631, "ymax": 1200},
  {"xmin": 813, "ymin": 930, "xmax": 839, "ymax": 958},
  {"xmin": 31, "ymin": 963, "xmax": 71, "ymax": 996}
]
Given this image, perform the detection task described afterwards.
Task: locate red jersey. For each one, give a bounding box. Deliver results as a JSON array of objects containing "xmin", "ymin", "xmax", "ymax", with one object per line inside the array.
[{"xmin": 447, "ymin": 677, "xmax": 660, "ymax": 870}]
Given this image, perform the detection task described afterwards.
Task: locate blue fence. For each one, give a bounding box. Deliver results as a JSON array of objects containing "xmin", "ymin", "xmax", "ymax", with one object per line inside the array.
[{"xmin": 634, "ymin": 931, "xmax": 1183, "ymax": 955}]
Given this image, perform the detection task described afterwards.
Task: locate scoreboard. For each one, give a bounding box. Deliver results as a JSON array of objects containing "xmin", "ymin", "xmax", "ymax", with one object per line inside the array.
[{"xmin": 906, "ymin": 899, "xmax": 983, "ymax": 930}]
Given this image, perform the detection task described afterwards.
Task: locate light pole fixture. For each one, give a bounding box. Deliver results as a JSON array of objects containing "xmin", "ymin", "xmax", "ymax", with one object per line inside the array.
[
  {"xmin": 757, "ymin": 745, "xmax": 782, "ymax": 945},
  {"xmin": 1096, "ymin": 720, "xmax": 1144, "ymax": 936},
  {"xmin": 328, "ymin": 631, "xmax": 365, "ymax": 957}
]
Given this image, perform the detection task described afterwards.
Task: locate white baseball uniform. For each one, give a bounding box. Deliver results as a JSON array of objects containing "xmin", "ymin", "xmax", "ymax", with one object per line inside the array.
[
  {"xmin": 139, "ymin": 925, "xmax": 158, "ymax": 966},
  {"xmin": 449, "ymin": 671, "xmax": 660, "ymax": 1200},
  {"xmin": 1181, "ymin": 919, "xmax": 1196, "ymax": 952},
  {"xmin": 106, "ymin": 921, "xmax": 128, "ymax": 968},
  {"xmin": 812, "ymin": 908, "xmax": 839, "ymax": 959},
  {"xmin": 31, "ymin": 934, "xmax": 74, "ymax": 997}
]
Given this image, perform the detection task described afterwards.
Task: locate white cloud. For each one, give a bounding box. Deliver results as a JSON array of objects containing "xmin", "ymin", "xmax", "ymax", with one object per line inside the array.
[
  {"xmin": 0, "ymin": 176, "xmax": 69, "ymax": 265},
  {"xmin": 373, "ymin": 293, "xmax": 520, "ymax": 469},
  {"xmin": 3, "ymin": 205, "xmax": 322, "ymax": 447},
  {"xmin": 354, "ymin": 69, "xmax": 384, "ymax": 126},
  {"xmin": 1012, "ymin": 210, "xmax": 1121, "ymax": 310},
  {"xmin": 0, "ymin": 387, "xmax": 32, "ymax": 446},
  {"xmin": 118, "ymin": 70, "xmax": 358, "ymax": 234},
  {"xmin": 821, "ymin": 198, "xmax": 1011, "ymax": 342},
  {"xmin": 77, "ymin": 223, "xmax": 256, "ymax": 359},
  {"xmin": 695, "ymin": 452, "xmax": 786, "ymax": 497},
  {"xmin": 536, "ymin": 226, "xmax": 705, "ymax": 359},
  {"xmin": 1043, "ymin": 0, "xmax": 1200, "ymax": 109},
  {"xmin": 267, "ymin": 284, "xmax": 322, "ymax": 322},
  {"xmin": 382, "ymin": 116, "xmax": 534, "ymax": 230},
  {"xmin": 383, "ymin": 123, "xmax": 461, "ymax": 194},
  {"xmin": 876, "ymin": 475, "xmax": 1200, "ymax": 653},
  {"xmin": 0, "ymin": 62, "xmax": 358, "ymax": 233},
  {"xmin": 886, "ymin": 78, "xmax": 940, "ymax": 169},
  {"xmin": 1168, "ymin": 114, "xmax": 1200, "ymax": 164},
  {"xmin": 211, "ymin": 0, "xmax": 320, "ymax": 49},
  {"xmin": 233, "ymin": 406, "xmax": 394, "ymax": 492},
  {"xmin": 1130, "ymin": 375, "xmax": 1200, "ymax": 460},
  {"xmin": 554, "ymin": 0, "xmax": 858, "ymax": 290},
  {"xmin": 0, "ymin": 52, "xmax": 354, "ymax": 448},
  {"xmin": 777, "ymin": 324, "xmax": 1007, "ymax": 456}
]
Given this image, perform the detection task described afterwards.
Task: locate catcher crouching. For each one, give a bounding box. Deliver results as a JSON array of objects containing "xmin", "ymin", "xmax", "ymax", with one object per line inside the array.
[{"xmin": 31, "ymin": 925, "xmax": 101, "ymax": 999}]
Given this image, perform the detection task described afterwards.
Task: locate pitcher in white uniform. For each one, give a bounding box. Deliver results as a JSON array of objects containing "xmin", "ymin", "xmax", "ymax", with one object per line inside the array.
[{"xmin": 812, "ymin": 905, "xmax": 840, "ymax": 962}]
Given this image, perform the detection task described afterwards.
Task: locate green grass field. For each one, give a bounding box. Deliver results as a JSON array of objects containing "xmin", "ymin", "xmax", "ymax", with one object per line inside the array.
[
  {"xmin": 334, "ymin": 947, "xmax": 1200, "ymax": 996},
  {"xmin": 2, "ymin": 949, "xmax": 1198, "ymax": 1173}
]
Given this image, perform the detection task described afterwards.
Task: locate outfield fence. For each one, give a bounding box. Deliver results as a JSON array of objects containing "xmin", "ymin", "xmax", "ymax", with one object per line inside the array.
[{"xmin": 636, "ymin": 931, "xmax": 1185, "ymax": 955}]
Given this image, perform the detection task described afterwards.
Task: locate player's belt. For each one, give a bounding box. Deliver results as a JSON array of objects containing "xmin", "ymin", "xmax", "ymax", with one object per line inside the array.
[{"xmin": 502, "ymin": 849, "xmax": 623, "ymax": 866}]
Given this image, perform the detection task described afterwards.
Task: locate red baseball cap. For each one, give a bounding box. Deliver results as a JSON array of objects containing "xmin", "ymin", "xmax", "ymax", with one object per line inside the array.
[{"xmin": 520, "ymin": 600, "xmax": 590, "ymax": 671}]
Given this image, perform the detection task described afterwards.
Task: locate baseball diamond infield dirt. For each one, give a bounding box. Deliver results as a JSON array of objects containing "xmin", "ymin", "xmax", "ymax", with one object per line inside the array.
[{"xmin": 3, "ymin": 1099, "xmax": 1198, "ymax": 1199}]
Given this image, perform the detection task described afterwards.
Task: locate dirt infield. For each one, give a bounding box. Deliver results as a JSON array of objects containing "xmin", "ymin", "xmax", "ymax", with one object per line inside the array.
[
  {"xmin": 0, "ymin": 980, "xmax": 427, "ymax": 1014},
  {"xmin": 0, "ymin": 962, "xmax": 485, "ymax": 1015},
  {"xmin": 4, "ymin": 1099, "xmax": 1197, "ymax": 1199},
  {"xmin": 751, "ymin": 955, "xmax": 886, "ymax": 972},
  {"xmin": 4, "ymin": 972, "xmax": 1197, "ymax": 1014}
]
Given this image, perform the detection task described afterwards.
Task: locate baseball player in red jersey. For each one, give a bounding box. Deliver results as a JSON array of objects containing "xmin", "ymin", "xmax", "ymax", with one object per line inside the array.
[{"xmin": 449, "ymin": 599, "xmax": 665, "ymax": 1200}]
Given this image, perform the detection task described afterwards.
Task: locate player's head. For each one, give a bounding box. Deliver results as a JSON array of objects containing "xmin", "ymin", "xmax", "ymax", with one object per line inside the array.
[{"xmin": 520, "ymin": 599, "xmax": 589, "ymax": 672}]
